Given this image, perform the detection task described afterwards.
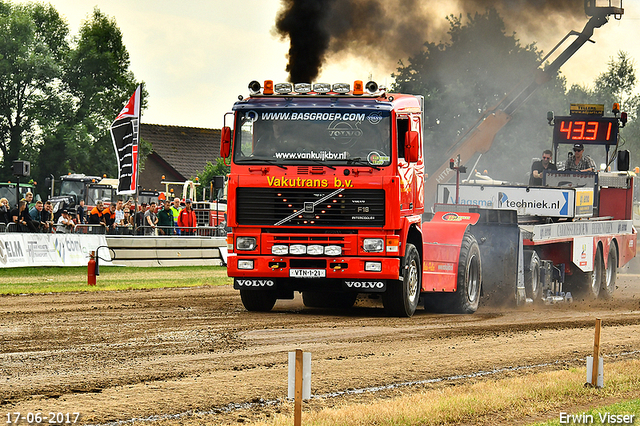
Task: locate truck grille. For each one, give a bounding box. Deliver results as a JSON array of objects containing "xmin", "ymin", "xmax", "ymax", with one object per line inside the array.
[
  {"xmin": 236, "ymin": 188, "xmax": 385, "ymax": 227},
  {"xmin": 193, "ymin": 208, "xmax": 210, "ymax": 226}
]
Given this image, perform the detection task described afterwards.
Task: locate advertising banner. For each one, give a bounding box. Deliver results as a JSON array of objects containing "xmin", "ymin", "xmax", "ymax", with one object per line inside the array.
[
  {"xmin": 437, "ymin": 184, "xmax": 575, "ymax": 217},
  {"xmin": 532, "ymin": 220, "xmax": 633, "ymax": 242},
  {"xmin": 0, "ymin": 234, "xmax": 112, "ymax": 268}
]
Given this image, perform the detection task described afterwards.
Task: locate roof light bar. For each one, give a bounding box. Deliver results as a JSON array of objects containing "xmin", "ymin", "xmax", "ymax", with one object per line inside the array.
[
  {"xmin": 275, "ymin": 82, "xmax": 293, "ymax": 94},
  {"xmin": 294, "ymin": 82, "xmax": 312, "ymax": 94},
  {"xmin": 332, "ymin": 83, "xmax": 350, "ymax": 94},
  {"xmin": 313, "ymin": 83, "xmax": 331, "ymax": 93},
  {"xmin": 248, "ymin": 80, "xmax": 382, "ymax": 96}
]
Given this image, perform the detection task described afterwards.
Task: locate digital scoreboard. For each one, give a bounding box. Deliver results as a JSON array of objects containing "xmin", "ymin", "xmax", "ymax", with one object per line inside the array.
[{"xmin": 552, "ymin": 116, "xmax": 619, "ymax": 145}]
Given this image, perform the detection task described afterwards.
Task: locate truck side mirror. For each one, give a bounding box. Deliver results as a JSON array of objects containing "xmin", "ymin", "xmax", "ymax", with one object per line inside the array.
[
  {"xmin": 405, "ymin": 130, "xmax": 420, "ymax": 163},
  {"xmin": 220, "ymin": 126, "xmax": 232, "ymax": 159}
]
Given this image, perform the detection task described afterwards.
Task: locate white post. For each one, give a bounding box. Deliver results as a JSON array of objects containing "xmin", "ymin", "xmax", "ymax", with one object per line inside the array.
[
  {"xmin": 288, "ymin": 349, "xmax": 311, "ymax": 426},
  {"xmin": 587, "ymin": 318, "xmax": 603, "ymax": 387}
]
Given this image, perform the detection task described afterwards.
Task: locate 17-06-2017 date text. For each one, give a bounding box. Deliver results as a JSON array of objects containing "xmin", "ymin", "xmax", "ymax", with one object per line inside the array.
[{"xmin": 6, "ymin": 412, "xmax": 80, "ymax": 424}]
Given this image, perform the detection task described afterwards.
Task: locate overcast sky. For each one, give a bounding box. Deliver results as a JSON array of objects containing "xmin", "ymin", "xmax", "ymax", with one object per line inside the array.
[{"xmin": 51, "ymin": 0, "xmax": 640, "ymax": 130}]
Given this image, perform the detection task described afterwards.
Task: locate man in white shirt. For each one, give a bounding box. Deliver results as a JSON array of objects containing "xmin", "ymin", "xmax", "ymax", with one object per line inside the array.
[
  {"xmin": 56, "ymin": 210, "xmax": 74, "ymax": 233},
  {"xmin": 114, "ymin": 199, "xmax": 125, "ymax": 225}
]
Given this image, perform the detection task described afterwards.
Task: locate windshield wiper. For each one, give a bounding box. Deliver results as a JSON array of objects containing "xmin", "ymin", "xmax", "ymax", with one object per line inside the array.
[
  {"xmin": 238, "ymin": 158, "xmax": 288, "ymax": 170},
  {"xmin": 295, "ymin": 158, "xmax": 337, "ymax": 170},
  {"xmin": 346, "ymin": 157, "xmax": 380, "ymax": 171}
]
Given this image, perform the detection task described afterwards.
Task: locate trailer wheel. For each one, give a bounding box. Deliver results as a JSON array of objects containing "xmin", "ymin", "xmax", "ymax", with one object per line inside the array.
[
  {"xmin": 383, "ymin": 243, "xmax": 420, "ymax": 317},
  {"xmin": 524, "ymin": 250, "xmax": 542, "ymax": 302},
  {"xmin": 600, "ymin": 243, "xmax": 618, "ymax": 299},
  {"xmin": 566, "ymin": 245, "xmax": 602, "ymax": 300},
  {"xmin": 240, "ymin": 290, "xmax": 277, "ymax": 312},
  {"xmin": 589, "ymin": 246, "xmax": 604, "ymax": 299},
  {"xmin": 302, "ymin": 291, "xmax": 357, "ymax": 309}
]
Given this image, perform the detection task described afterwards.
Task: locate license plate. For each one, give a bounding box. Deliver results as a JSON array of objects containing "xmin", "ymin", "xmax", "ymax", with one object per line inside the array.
[{"xmin": 289, "ymin": 269, "xmax": 326, "ymax": 278}]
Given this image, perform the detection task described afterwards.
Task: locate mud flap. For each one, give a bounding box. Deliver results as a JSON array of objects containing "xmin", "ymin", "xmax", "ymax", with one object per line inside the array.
[{"xmin": 516, "ymin": 230, "xmax": 527, "ymax": 306}]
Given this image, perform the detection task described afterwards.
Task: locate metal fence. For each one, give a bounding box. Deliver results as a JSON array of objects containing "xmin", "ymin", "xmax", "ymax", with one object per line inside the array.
[{"xmin": 1, "ymin": 222, "xmax": 227, "ymax": 237}]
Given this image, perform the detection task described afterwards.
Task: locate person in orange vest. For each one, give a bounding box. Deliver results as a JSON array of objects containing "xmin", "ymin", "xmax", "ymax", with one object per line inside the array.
[
  {"xmin": 177, "ymin": 199, "xmax": 196, "ymax": 235},
  {"xmin": 88, "ymin": 201, "xmax": 105, "ymax": 227},
  {"xmin": 102, "ymin": 203, "xmax": 117, "ymax": 234}
]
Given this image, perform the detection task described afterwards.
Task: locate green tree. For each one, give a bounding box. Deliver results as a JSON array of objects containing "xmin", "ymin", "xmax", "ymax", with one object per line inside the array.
[
  {"xmin": 194, "ymin": 158, "xmax": 229, "ymax": 201},
  {"xmin": 565, "ymin": 52, "xmax": 639, "ymax": 168},
  {"xmin": 0, "ymin": 1, "xmax": 69, "ymax": 180},
  {"xmin": 392, "ymin": 8, "xmax": 569, "ymax": 183},
  {"xmin": 0, "ymin": 2, "xmax": 144, "ymax": 198},
  {"xmin": 35, "ymin": 7, "xmax": 146, "ymax": 188}
]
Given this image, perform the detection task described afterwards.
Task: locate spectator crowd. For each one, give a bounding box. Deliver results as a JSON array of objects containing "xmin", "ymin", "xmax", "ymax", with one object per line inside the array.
[{"xmin": 1, "ymin": 193, "xmax": 207, "ymax": 236}]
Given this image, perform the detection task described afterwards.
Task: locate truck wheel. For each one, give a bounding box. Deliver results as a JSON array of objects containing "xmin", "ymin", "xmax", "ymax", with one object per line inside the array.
[
  {"xmin": 566, "ymin": 246, "xmax": 602, "ymax": 300},
  {"xmin": 240, "ymin": 290, "xmax": 277, "ymax": 312},
  {"xmin": 524, "ymin": 250, "xmax": 542, "ymax": 302},
  {"xmin": 445, "ymin": 233, "xmax": 482, "ymax": 314},
  {"xmin": 600, "ymin": 243, "xmax": 617, "ymax": 299},
  {"xmin": 588, "ymin": 246, "xmax": 603, "ymax": 299},
  {"xmin": 302, "ymin": 291, "xmax": 357, "ymax": 309},
  {"xmin": 383, "ymin": 243, "xmax": 420, "ymax": 317}
]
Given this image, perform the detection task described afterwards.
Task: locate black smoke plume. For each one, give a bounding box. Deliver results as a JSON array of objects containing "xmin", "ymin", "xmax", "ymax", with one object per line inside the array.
[{"xmin": 275, "ymin": 0, "xmax": 588, "ymax": 83}]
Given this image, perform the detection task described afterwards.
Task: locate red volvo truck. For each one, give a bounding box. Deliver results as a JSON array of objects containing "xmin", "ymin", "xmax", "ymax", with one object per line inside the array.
[
  {"xmin": 220, "ymin": 2, "xmax": 635, "ymax": 316},
  {"xmin": 220, "ymin": 79, "xmax": 635, "ymax": 316}
]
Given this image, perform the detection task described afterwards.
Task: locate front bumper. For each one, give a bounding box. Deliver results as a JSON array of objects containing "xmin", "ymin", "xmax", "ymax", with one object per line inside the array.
[{"xmin": 228, "ymin": 254, "xmax": 400, "ymax": 292}]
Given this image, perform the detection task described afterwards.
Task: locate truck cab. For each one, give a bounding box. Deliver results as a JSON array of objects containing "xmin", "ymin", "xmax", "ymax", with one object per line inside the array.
[
  {"xmin": 222, "ymin": 80, "xmax": 425, "ymax": 315},
  {"xmin": 46, "ymin": 174, "xmax": 116, "ymax": 219}
]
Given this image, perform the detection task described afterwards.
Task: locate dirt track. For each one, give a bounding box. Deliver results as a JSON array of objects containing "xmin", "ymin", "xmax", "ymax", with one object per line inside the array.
[{"xmin": 1, "ymin": 271, "xmax": 640, "ymax": 425}]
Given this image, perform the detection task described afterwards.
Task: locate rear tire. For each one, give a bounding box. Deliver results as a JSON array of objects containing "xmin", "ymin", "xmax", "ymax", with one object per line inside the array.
[
  {"xmin": 383, "ymin": 243, "xmax": 421, "ymax": 317},
  {"xmin": 423, "ymin": 233, "xmax": 482, "ymax": 314},
  {"xmin": 448, "ymin": 233, "xmax": 482, "ymax": 314},
  {"xmin": 240, "ymin": 290, "xmax": 277, "ymax": 312},
  {"xmin": 524, "ymin": 250, "xmax": 542, "ymax": 302},
  {"xmin": 566, "ymin": 245, "xmax": 602, "ymax": 300},
  {"xmin": 600, "ymin": 243, "xmax": 617, "ymax": 299}
]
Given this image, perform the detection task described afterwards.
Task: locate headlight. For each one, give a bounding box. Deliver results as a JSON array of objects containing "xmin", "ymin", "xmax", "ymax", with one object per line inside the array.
[
  {"xmin": 238, "ymin": 260, "xmax": 254, "ymax": 270},
  {"xmin": 290, "ymin": 244, "xmax": 306, "ymax": 255},
  {"xmin": 307, "ymin": 245, "xmax": 324, "ymax": 255},
  {"xmin": 363, "ymin": 238, "xmax": 384, "ymax": 253},
  {"xmin": 324, "ymin": 245, "xmax": 342, "ymax": 256},
  {"xmin": 236, "ymin": 236, "xmax": 257, "ymax": 251},
  {"xmin": 271, "ymin": 245, "xmax": 288, "ymax": 255},
  {"xmin": 365, "ymin": 261, "xmax": 382, "ymax": 272}
]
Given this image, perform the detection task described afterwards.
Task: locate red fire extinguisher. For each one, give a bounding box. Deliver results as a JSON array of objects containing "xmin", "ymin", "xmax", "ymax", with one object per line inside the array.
[{"xmin": 88, "ymin": 251, "xmax": 97, "ymax": 286}]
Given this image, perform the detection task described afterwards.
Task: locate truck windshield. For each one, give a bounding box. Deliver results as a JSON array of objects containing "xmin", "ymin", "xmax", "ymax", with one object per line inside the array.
[
  {"xmin": 233, "ymin": 109, "xmax": 391, "ymax": 167},
  {"xmin": 0, "ymin": 184, "xmax": 36, "ymax": 202},
  {"xmin": 0, "ymin": 185, "xmax": 15, "ymax": 201},
  {"xmin": 87, "ymin": 186, "xmax": 113, "ymax": 205},
  {"xmin": 59, "ymin": 181, "xmax": 84, "ymax": 197}
]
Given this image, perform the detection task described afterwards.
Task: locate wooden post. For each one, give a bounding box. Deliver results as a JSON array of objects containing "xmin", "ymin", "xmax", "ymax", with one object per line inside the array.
[
  {"xmin": 591, "ymin": 318, "xmax": 601, "ymax": 386},
  {"xmin": 294, "ymin": 348, "xmax": 303, "ymax": 426}
]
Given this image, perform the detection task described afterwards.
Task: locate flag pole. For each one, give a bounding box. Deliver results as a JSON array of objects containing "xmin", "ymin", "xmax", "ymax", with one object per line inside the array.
[{"xmin": 135, "ymin": 83, "xmax": 143, "ymax": 228}]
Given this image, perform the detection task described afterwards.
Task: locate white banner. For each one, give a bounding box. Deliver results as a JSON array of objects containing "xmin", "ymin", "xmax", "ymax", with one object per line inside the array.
[
  {"xmin": 533, "ymin": 220, "xmax": 633, "ymax": 242},
  {"xmin": 0, "ymin": 234, "xmax": 112, "ymax": 268},
  {"xmin": 437, "ymin": 184, "xmax": 576, "ymax": 217}
]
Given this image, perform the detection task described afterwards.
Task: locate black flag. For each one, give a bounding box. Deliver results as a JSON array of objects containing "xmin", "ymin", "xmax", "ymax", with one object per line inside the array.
[{"xmin": 110, "ymin": 86, "xmax": 141, "ymax": 195}]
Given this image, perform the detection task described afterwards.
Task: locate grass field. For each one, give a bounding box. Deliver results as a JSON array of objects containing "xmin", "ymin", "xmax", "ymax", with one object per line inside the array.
[
  {"xmin": 0, "ymin": 265, "xmax": 232, "ymax": 294},
  {"xmin": 250, "ymin": 359, "xmax": 640, "ymax": 426},
  {"xmin": 534, "ymin": 398, "xmax": 639, "ymax": 426}
]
